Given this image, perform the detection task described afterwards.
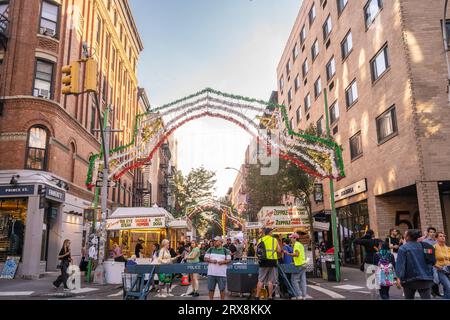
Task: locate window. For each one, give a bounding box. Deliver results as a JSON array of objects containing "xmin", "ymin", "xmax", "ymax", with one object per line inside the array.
[
  {"xmin": 39, "ymin": 1, "xmax": 59, "ymax": 37},
  {"xmin": 323, "ymin": 15, "xmax": 332, "ymax": 40},
  {"xmin": 33, "ymin": 60, "xmax": 53, "ymax": 99},
  {"xmin": 294, "ymin": 74, "xmax": 300, "ymax": 92},
  {"xmin": 25, "ymin": 126, "xmax": 48, "ymax": 170},
  {"xmin": 114, "ymin": 9, "xmax": 118, "ymax": 26},
  {"xmin": 304, "ymin": 93, "xmax": 311, "ymax": 112},
  {"xmin": 317, "ymin": 117, "xmax": 323, "ymax": 136},
  {"xmin": 350, "ymin": 132, "xmax": 363, "ymax": 160},
  {"xmin": 293, "ymin": 43, "xmax": 299, "ymax": 61},
  {"xmin": 279, "ymin": 76, "xmax": 285, "ymax": 92},
  {"xmin": 288, "ymin": 88, "xmax": 293, "ymax": 104},
  {"xmin": 302, "ymin": 58, "xmax": 309, "ymax": 78},
  {"xmin": 341, "ymin": 31, "xmax": 353, "ymax": 59},
  {"xmin": 314, "ymin": 77, "xmax": 322, "ymax": 98},
  {"xmin": 371, "ymin": 44, "xmax": 390, "ymax": 81},
  {"xmin": 309, "ymin": 3, "xmax": 316, "ymax": 26},
  {"xmin": 376, "ymin": 106, "xmax": 398, "ymax": 143},
  {"xmin": 330, "ymin": 101, "xmax": 340, "ymax": 124},
  {"xmin": 445, "ymin": 20, "xmax": 450, "ymax": 47},
  {"xmin": 364, "ymin": 0, "xmax": 383, "ymax": 28},
  {"xmin": 337, "ymin": 0, "xmax": 348, "ymax": 14},
  {"xmin": 296, "ymin": 107, "xmax": 302, "ymax": 123},
  {"xmin": 286, "ymin": 59, "xmax": 292, "ymax": 75},
  {"xmin": 0, "ymin": 2, "xmax": 9, "ymax": 17},
  {"xmin": 345, "ymin": 80, "xmax": 358, "ymax": 108},
  {"xmin": 96, "ymin": 16, "xmax": 102, "ymax": 43},
  {"xmin": 300, "ymin": 25, "xmax": 307, "ymax": 45},
  {"xmin": 311, "ymin": 39, "xmax": 319, "ymax": 61},
  {"xmin": 102, "ymin": 75, "xmax": 107, "ymax": 101},
  {"xmin": 326, "ymin": 56, "xmax": 336, "ymax": 81}
]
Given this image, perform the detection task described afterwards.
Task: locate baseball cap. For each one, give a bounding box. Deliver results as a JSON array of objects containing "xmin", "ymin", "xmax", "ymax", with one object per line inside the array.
[
  {"xmin": 214, "ymin": 236, "xmax": 223, "ymax": 242},
  {"xmin": 263, "ymin": 228, "xmax": 273, "ymax": 235},
  {"xmin": 289, "ymin": 233, "xmax": 300, "ymax": 239}
]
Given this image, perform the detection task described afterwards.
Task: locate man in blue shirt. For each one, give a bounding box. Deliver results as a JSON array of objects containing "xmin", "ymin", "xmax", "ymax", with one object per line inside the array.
[{"xmin": 282, "ymin": 238, "xmax": 293, "ymax": 264}]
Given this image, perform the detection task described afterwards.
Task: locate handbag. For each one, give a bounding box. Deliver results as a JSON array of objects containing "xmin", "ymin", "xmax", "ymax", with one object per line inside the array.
[{"xmin": 79, "ymin": 257, "xmax": 88, "ymax": 271}]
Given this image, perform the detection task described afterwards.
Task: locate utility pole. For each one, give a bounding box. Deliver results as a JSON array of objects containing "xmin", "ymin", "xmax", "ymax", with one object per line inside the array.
[{"xmin": 323, "ymin": 88, "xmax": 341, "ymax": 282}]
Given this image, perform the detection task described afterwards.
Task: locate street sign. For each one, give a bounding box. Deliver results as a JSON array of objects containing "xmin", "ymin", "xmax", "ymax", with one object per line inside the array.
[{"xmin": 95, "ymin": 180, "xmax": 117, "ymax": 188}]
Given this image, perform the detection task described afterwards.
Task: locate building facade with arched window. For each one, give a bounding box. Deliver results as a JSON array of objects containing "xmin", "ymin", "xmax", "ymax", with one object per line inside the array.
[{"xmin": 0, "ymin": 0, "xmax": 145, "ymax": 279}]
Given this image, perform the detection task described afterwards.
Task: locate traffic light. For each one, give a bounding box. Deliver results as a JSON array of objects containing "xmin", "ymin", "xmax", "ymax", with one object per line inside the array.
[
  {"xmin": 61, "ymin": 61, "xmax": 81, "ymax": 95},
  {"xmin": 84, "ymin": 58, "xmax": 98, "ymax": 92}
]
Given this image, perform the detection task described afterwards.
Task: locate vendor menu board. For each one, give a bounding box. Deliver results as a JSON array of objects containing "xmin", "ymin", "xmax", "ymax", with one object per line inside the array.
[
  {"xmin": 106, "ymin": 216, "xmax": 166, "ymax": 230},
  {"xmin": 258, "ymin": 206, "xmax": 310, "ymax": 228}
]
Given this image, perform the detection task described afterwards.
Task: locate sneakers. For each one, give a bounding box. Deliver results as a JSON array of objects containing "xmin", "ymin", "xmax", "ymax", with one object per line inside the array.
[
  {"xmin": 167, "ymin": 293, "xmax": 174, "ymax": 297},
  {"xmin": 63, "ymin": 288, "xmax": 70, "ymax": 291},
  {"xmin": 155, "ymin": 293, "xmax": 167, "ymax": 298},
  {"xmin": 192, "ymin": 292, "xmax": 200, "ymax": 297}
]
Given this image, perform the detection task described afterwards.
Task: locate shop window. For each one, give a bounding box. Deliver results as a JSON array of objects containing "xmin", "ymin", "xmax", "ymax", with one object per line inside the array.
[
  {"xmin": 0, "ymin": 198, "xmax": 27, "ymax": 262},
  {"xmin": 25, "ymin": 126, "xmax": 49, "ymax": 170},
  {"xmin": 33, "ymin": 60, "xmax": 54, "ymax": 99},
  {"xmin": 39, "ymin": 1, "xmax": 59, "ymax": 38}
]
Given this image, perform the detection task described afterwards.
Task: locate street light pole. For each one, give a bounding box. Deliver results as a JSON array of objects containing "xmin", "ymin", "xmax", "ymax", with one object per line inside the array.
[
  {"xmin": 443, "ymin": 0, "xmax": 450, "ymax": 101},
  {"xmin": 323, "ymin": 88, "xmax": 341, "ymax": 282}
]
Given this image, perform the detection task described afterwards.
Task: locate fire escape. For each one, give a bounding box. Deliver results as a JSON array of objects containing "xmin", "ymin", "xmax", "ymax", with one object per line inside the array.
[{"xmin": 0, "ymin": 6, "xmax": 9, "ymax": 116}]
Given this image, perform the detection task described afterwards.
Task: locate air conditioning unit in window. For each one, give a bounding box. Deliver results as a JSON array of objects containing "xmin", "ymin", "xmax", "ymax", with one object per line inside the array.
[
  {"xmin": 36, "ymin": 88, "xmax": 50, "ymax": 99},
  {"xmin": 40, "ymin": 27, "xmax": 56, "ymax": 37}
]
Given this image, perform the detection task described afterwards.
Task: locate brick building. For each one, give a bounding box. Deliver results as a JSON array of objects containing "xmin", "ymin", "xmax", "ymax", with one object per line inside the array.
[
  {"xmin": 277, "ymin": 0, "xmax": 450, "ymax": 266},
  {"xmin": 0, "ymin": 0, "xmax": 144, "ymax": 278}
]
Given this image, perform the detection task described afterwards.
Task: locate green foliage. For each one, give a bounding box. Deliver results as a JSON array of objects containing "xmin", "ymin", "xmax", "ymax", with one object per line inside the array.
[{"xmin": 170, "ymin": 166, "xmax": 217, "ymax": 218}]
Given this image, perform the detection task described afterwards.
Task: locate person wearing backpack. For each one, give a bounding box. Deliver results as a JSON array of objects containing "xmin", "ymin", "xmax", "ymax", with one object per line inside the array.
[
  {"xmin": 255, "ymin": 228, "xmax": 282, "ymax": 300},
  {"xmin": 204, "ymin": 236, "xmax": 232, "ymax": 300},
  {"xmin": 374, "ymin": 241, "xmax": 396, "ymax": 300},
  {"xmin": 396, "ymin": 229, "xmax": 436, "ymax": 299}
]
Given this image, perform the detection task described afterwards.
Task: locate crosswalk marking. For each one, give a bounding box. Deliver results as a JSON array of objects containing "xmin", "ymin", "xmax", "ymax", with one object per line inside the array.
[
  {"xmin": 108, "ymin": 290, "xmax": 123, "ymax": 297},
  {"xmin": 307, "ymin": 285, "xmax": 345, "ymax": 299},
  {"xmin": 0, "ymin": 291, "xmax": 34, "ymax": 296},
  {"xmin": 333, "ymin": 285, "xmax": 364, "ymax": 291}
]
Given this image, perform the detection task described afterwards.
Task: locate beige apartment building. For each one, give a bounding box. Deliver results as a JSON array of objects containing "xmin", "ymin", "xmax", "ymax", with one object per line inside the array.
[{"xmin": 277, "ymin": 0, "xmax": 450, "ymax": 265}]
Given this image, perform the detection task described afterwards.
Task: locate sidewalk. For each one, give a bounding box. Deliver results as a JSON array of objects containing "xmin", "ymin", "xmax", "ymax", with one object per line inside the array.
[{"xmin": 0, "ymin": 272, "xmax": 119, "ymax": 299}]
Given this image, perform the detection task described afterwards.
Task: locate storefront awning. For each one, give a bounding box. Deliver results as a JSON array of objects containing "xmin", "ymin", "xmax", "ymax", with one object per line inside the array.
[
  {"xmin": 109, "ymin": 207, "xmax": 175, "ymax": 220},
  {"xmin": 168, "ymin": 219, "xmax": 192, "ymax": 230}
]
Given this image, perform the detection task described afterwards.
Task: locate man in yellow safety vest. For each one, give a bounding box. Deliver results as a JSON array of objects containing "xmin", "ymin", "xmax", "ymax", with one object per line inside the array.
[
  {"xmin": 284, "ymin": 232, "xmax": 308, "ymax": 300},
  {"xmin": 256, "ymin": 228, "xmax": 282, "ymax": 300}
]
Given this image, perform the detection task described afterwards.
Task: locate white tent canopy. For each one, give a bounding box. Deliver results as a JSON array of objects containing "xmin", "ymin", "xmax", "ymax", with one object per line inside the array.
[{"xmin": 109, "ymin": 207, "xmax": 175, "ymax": 220}]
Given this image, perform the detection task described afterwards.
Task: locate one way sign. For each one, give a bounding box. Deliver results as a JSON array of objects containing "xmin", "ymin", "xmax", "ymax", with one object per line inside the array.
[{"xmin": 95, "ymin": 180, "xmax": 118, "ymax": 188}]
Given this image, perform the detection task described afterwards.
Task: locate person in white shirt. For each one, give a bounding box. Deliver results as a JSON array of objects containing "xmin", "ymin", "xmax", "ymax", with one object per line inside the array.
[{"xmin": 204, "ymin": 236, "xmax": 232, "ymax": 300}]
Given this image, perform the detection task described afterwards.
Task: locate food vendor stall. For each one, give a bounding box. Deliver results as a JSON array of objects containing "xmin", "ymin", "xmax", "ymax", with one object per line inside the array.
[{"xmin": 257, "ymin": 206, "xmax": 311, "ymax": 247}]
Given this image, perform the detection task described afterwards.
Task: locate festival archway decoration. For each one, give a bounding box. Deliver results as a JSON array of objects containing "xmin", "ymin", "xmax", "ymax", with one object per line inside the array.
[{"xmin": 85, "ymin": 88, "xmax": 345, "ymax": 189}]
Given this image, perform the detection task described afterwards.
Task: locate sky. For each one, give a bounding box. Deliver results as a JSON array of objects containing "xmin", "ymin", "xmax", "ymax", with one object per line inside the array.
[{"xmin": 129, "ymin": 0, "xmax": 302, "ymax": 197}]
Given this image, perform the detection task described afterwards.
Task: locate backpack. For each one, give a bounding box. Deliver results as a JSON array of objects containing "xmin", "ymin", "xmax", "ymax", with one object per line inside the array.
[
  {"xmin": 257, "ymin": 239, "xmax": 268, "ymax": 261},
  {"xmin": 376, "ymin": 255, "xmax": 395, "ymax": 287}
]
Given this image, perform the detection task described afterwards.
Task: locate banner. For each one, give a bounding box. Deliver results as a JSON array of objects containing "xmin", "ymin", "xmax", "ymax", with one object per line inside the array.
[
  {"xmin": 106, "ymin": 216, "xmax": 166, "ymax": 230},
  {"xmin": 258, "ymin": 206, "xmax": 309, "ymax": 228}
]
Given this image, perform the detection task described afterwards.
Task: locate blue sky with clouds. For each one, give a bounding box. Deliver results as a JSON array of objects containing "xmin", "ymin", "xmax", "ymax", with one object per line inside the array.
[{"xmin": 129, "ymin": 0, "xmax": 302, "ymax": 196}]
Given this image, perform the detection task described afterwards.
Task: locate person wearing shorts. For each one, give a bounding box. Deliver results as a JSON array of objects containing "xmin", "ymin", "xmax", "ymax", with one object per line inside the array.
[{"xmin": 204, "ymin": 236, "xmax": 232, "ymax": 300}]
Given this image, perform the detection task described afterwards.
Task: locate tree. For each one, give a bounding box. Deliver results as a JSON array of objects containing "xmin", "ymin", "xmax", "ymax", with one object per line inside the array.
[{"xmin": 170, "ymin": 166, "xmax": 217, "ymax": 218}]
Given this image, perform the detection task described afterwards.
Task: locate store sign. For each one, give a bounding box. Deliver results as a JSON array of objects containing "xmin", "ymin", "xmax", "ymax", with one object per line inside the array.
[
  {"xmin": 106, "ymin": 216, "xmax": 166, "ymax": 230},
  {"xmin": 245, "ymin": 222, "xmax": 263, "ymax": 230},
  {"xmin": 313, "ymin": 220, "xmax": 330, "ymax": 231},
  {"xmin": 45, "ymin": 187, "xmax": 65, "ymax": 203},
  {"xmin": 0, "ymin": 185, "xmax": 34, "ymax": 196},
  {"xmin": 334, "ymin": 179, "xmax": 367, "ymax": 202},
  {"xmin": 258, "ymin": 206, "xmax": 310, "ymax": 228}
]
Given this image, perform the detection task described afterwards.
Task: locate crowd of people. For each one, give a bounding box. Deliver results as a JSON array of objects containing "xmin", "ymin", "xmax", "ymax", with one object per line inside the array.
[{"xmin": 354, "ymin": 227, "xmax": 450, "ymax": 300}]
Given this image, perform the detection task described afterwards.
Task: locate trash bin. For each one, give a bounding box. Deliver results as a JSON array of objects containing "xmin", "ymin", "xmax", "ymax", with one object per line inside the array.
[
  {"xmin": 227, "ymin": 271, "xmax": 258, "ymax": 294},
  {"xmin": 320, "ymin": 254, "xmax": 336, "ymax": 282}
]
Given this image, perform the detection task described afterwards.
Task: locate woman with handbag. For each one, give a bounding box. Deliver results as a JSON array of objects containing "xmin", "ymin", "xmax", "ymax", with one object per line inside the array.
[
  {"xmin": 434, "ymin": 232, "xmax": 450, "ymax": 299},
  {"xmin": 156, "ymin": 239, "xmax": 180, "ymax": 298},
  {"xmin": 53, "ymin": 239, "xmax": 72, "ymax": 291}
]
